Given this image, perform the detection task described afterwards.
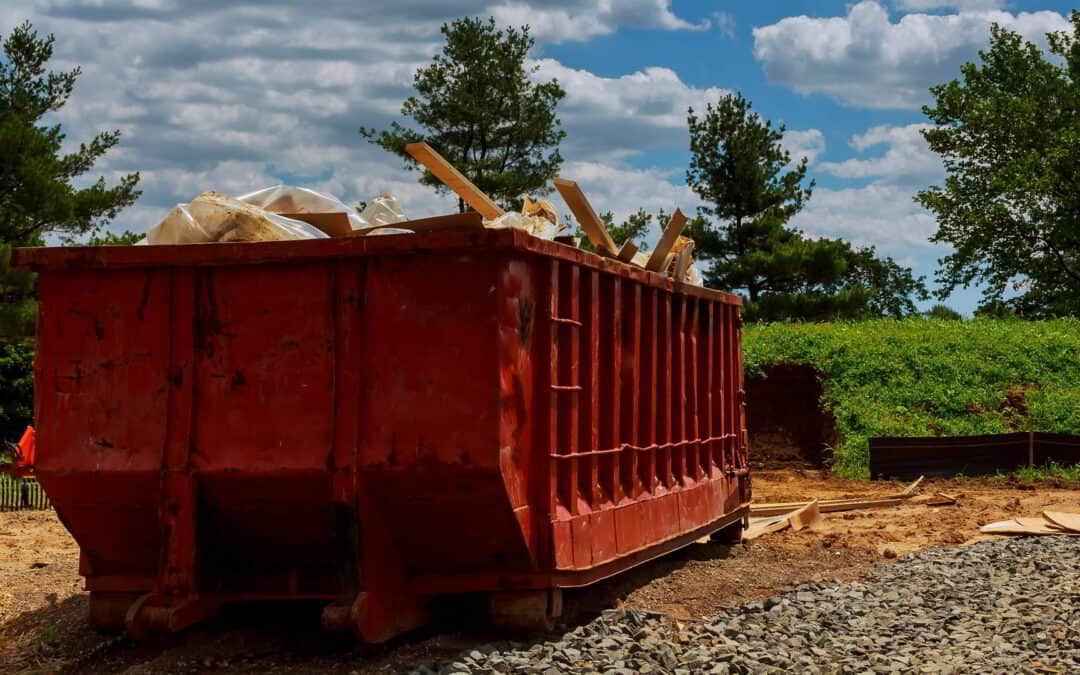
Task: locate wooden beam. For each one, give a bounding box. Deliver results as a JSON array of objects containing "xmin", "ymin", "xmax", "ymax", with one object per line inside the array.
[
  {"xmin": 645, "ymin": 209, "xmax": 688, "ymax": 272},
  {"xmin": 404, "ymin": 142, "xmax": 504, "ymax": 220},
  {"xmin": 616, "ymin": 239, "xmax": 639, "ymax": 263},
  {"xmin": 750, "ymin": 496, "xmax": 903, "ymax": 518},
  {"xmin": 553, "ymin": 178, "xmax": 618, "ymax": 256},
  {"xmin": 673, "ymin": 240, "xmax": 694, "ymax": 281}
]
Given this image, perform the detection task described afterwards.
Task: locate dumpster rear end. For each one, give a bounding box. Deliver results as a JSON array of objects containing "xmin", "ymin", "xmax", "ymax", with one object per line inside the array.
[{"xmin": 14, "ymin": 225, "xmax": 749, "ymax": 641}]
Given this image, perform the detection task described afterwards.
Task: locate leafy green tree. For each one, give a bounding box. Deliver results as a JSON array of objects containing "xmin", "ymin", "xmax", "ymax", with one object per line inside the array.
[
  {"xmin": 917, "ymin": 12, "xmax": 1080, "ymax": 317},
  {"xmin": 0, "ymin": 342, "xmax": 32, "ymax": 442},
  {"xmin": 0, "ymin": 21, "xmax": 141, "ymax": 339},
  {"xmin": 361, "ymin": 17, "xmax": 566, "ymax": 212},
  {"xmin": 685, "ymin": 93, "xmax": 927, "ymax": 321},
  {"xmin": 924, "ymin": 304, "xmax": 963, "ymax": 320},
  {"xmin": 0, "ymin": 22, "xmax": 140, "ymax": 440}
]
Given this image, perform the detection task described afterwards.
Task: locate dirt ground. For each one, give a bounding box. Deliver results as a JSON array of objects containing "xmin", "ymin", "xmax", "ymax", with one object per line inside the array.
[{"xmin": 2, "ymin": 470, "xmax": 1079, "ymax": 673}]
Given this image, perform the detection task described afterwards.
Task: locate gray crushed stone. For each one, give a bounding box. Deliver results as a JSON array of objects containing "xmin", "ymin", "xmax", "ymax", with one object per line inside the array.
[{"xmin": 418, "ymin": 536, "xmax": 1080, "ymax": 674}]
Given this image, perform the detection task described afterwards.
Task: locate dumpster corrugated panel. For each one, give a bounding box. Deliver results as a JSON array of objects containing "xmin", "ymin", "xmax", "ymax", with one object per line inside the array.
[{"xmin": 15, "ymin": 227, "xmax": 749, "ymax": 640}]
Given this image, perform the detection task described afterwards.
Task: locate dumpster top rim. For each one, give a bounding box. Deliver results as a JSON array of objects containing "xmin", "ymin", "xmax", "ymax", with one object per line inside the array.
[{"xmin": 12, "ymin": 226, "xmax": 741, "ymax": 305}]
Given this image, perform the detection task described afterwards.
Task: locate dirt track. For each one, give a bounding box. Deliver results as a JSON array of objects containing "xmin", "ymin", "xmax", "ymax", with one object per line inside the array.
[{"xmin": 2, "ymin": 471, "xmax": 1078, "ymax": 673}]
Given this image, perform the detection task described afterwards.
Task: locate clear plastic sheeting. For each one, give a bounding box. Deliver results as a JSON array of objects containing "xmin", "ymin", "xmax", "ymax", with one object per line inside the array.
[
  {"xmin": 236, "ymin": 185, "xmax": 368, "ymax": 231},
  {"xmin": 359, "ymin": 195, "xmax": 407, "ymax": 227},
  {"xmin": 483, "ymin": 195, "xmax": 564, "ymax": 240},
  {"xmin": 145, "ymin": 192, "xmax": 328, "ymax": 245}
]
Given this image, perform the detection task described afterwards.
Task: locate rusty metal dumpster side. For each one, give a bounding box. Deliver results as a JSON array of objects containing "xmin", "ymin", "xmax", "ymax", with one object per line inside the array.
[{"xmin": 15, "ymin": 228, "xmax": 748, "ymax": 641}]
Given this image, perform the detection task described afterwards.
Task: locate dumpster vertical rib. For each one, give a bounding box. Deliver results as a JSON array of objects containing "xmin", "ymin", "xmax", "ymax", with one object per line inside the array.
[
  {"xmin": 641, "ymin": 287, "xmax": 658, "ymax": 494},
  {"xmin": 688, "ymin": 297, "xmax": 702, "ymax": 482},
  {"xmin": 564, "ymin": 264, "xmax": 580, "ymax": 515},
  {"xmin": 160, "ymin": 267, "xmax": 197, "ymax": 598},
  {"xmin": 330, "ymin": 260, "xmax": 364, "ymax": 601},
  {"xmin": 735, "ymin": 305, "xmax": 747, "ymax": 473},
  {"xmin": 704, "ymin": 303, "xmax": 716, "ymax": 476},
  {"xmin": 716, "ymin": 303, "xmax": 727, "ymax": 471},
  {"xmin": 581, "ymin": 269, "xmax": 600, "ymax": 511},
  {"xmin": 610, "ymin": 276, "xmax": 623, "ymax": 504},
  {"xmin": 672, "ymin": 296, "xmax": 684, "ymax": 486},
  {"xmin": 660, "ymin": 292, "xmax": 673, "ymax": 489},
  {"xmin": 548, "ymin": 260, "xmax": 566, "ymax": 517},
  {"xmin": 621, "ymin": 283, "xmax": 641, "ymax": 499}
]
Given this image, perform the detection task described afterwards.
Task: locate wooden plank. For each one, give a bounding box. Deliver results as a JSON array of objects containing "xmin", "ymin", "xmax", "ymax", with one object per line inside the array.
[
  {"xmin": 980, "ymin": 517, "xmax": 1074, "ymax": 535},
  {"xmin": 404, "ymin": 142, "xmax": 504, "ymax": 220},
  {"xmin": 645, "ymin": 209, "xmax": 688, "ymax": 272},
  {"xmin": 893, "ymin": 475, "xmax": 925, "ymax": 498},
  {"xmin": 616, "ymin": 239, "xmax": 639, "ymax": 263},
  {"xmin": 750, "ymin": 496, "xmax": 903, "ymax": 518},
  {"xmin": 673, "ymin": 240, "xmax": 694, "ymax": 281},
  {"xmin": 744, "ymin": 500, "xmax": 820, "ymax": 541},
  {"xmin": 553, "ymin": 178, "xmax": 618, "ymax": 256},
  {"xmin": 1043, "ymin": 511, "xmax": 1080, "ymax": 533}
]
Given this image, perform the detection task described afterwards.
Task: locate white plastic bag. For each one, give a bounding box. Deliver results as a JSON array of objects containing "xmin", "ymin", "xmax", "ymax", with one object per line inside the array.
[
  {"xmin": 483, "ymin": 195, "xmax": 564, "ymax": 240},
  {"xmin": 145, "ymin": 192, "xmax": 328, "ymax": 244},
  {"xmin": 236, "ymin": 185, "xmax": 369, "ymax": 231},
  {"xmin": 359, "ymin": 195, "xmax": 407, "ymax": 226}
]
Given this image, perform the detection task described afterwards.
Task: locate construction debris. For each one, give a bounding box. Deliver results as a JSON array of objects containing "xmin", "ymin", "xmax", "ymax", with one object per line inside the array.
[
  {"xmin": 744, "ymin": 500, "xmax": 822, "ymax": 541},
  {"xmin": 141, "ymin": 141, "xmax": 705, "ymax": 285},
  {"xmin": 981, "ymin": 510, "xmax": 1080, "ymax": 536},
  {"xmin": 749, "ymin": 476, "xmax": 925, "ymax": 518},
  {"xmin": 553, "ymin": 178, "xmax": 618, "ymax": 255},
  {"xmin": 146, "ymin": 192, "xmax": 329, "ymax": 244},
  {"xmin": 911, "ymin": 493, "xmax": 958, "ymax": 506}
]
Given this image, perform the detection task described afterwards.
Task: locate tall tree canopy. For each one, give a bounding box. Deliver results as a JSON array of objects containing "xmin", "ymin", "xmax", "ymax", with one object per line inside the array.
[
  {"xmin": 686, "ymin": 93, "xmax": 927, "ymax": 322},
  {"xmin": 0, "ymin": 21, "xmax": 140, "ymax": 338},
  {"xmin": 361, "ymin": 17, "xmax": 565, "ymax": 212},
  {"xmin": 918, "ymin": 12, "xmax": 1080, "ymax": 317}
]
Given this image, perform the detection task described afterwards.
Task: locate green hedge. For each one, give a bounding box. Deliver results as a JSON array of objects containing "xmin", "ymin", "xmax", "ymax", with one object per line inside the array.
[
  {"xmin": 0, "ymin": 342, "xmax": 33, "ymax": 444},
  {"xmin": 743, "ymin": 318, "xmax": 1080, "ymax": 478}
]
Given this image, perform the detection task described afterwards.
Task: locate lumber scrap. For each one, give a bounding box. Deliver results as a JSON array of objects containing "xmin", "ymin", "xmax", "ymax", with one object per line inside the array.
[
  {"xmin": 553, "ymin": 178, "xmax": 618, "ymax": 256},
  {"xmin": 404, "ymin": 142, "xmax": 505, "ymax": 220},
  {"xmin": 645, "ymin": 209, "xmax": 688, "ymax": 272},
  {"xmin": 893, "ymin": 475, "xmax": 925, "ymax": 498},
  {"xmin": 750, "ymin": 496, "xmax": 903, "ymax": 518},
  {"xmin": 1042, "ymin": 511, "xmax": 1080, "ymax": 533},
  {"xmin": 673, "ymin": 240, "xmax": 694, "ymax": 282},
  {"xmin": 980, "ymin": 517, "xmax": 1074, "ymax": 536},
  {"xmin": 744, "ymin": 500, "xmax": 821, "ymax": 541},
  {"xmin": 616, "ymin": 239, "xmax": 639, "ymax": 263},
  {"xmin": 911, "ymin": 493, "xmax": 958, "ymax": 506}
]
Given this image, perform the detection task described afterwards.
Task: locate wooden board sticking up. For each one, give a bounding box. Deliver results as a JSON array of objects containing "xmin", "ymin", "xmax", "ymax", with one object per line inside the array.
[
  {"xmin": 553, "ymin": 178, "xmax": 619, "ymax": 257},
  {"xmin": 616, "ymin": 239, "xmax": 639, "ymax": 262},
  {"xmin": 405, "ymin": 142, "xmax": 505, "ymax": 220},
  {"xmin": 646, "ymin": 209, "xmax": 688, "ymax": 272},
  {"xmin": 673, "ymin": 240, "xmax": 695, "ymax": 282}
]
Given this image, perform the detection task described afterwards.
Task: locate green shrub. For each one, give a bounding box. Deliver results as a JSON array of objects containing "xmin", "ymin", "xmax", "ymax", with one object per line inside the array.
[
  {"xmin": 0, "ymin": 342, "xmax": 33, "ymax": 443},
  {"xmin": 743, "ymin": 318, "xmax": 1080, "ymax": 478}
]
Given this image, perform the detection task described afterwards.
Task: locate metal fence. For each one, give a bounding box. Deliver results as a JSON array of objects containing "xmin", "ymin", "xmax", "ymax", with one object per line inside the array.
[
  {"xmin": 870, "ymin": 431, "xmax": 1080, "ymax": 480},
  {"xmin": 0, "ymin": 475, "xmax": 51, "ymax": 511}
]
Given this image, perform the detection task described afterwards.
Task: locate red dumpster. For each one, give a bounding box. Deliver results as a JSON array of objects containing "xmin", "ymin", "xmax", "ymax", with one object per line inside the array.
[{"xmin": 14, "ymin": 221, "xmax": 749, "ymax": 642}]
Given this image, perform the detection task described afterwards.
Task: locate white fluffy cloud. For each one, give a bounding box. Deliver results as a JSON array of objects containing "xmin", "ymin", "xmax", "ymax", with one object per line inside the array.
[
  {"xmin": 819, "ymin": 124, "xmax": 942, "ymax": 185},
  {"xmin": 894, "ymin": 0, "xmax": 1004, "ymax": 10},
  {"xmin": 1, "ymin": 1, "xmax": 716, "ymax": 233},
  {"xmin": 492, "ymin": 0, "xmax": 710, "ymax": 43},
  {"xmin": 752, "ymin": 1, "xmax": 1071, "ymax": 109},
  {"xmin": 781, "ymin": 129, "xmax": 826, "ymax": 166},
  {"xmin": 532, "ymin": 59, "xmax": 730, "ymax": 159}
]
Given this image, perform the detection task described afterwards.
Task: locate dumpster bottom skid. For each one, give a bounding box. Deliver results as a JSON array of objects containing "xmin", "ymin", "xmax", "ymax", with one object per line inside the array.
[{"xmin": 20, "ymin": 228, "xmax": 750, "ymax": 642}]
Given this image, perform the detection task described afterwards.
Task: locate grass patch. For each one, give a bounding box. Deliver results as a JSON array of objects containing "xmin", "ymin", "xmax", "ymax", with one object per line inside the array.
[{"xmin": 743, "ymin": 318, "xmax": 1080, "ymax": 479}]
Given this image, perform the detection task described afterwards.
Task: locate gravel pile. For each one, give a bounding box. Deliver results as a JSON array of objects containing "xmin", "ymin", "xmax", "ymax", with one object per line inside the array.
[{"xmin": 421, "ymin": 536, "xmax": 1080, "ymax": 674}]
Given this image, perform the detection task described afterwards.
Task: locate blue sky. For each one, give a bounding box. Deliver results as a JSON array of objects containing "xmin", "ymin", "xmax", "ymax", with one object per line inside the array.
[{"xmin": 2, "ymin": 1, "xmax": 1074, "ymax": 312}]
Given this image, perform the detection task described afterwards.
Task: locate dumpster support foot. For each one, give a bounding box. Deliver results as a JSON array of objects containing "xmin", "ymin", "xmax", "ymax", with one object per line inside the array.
[
  {"xmin": 125, "ymin": 593, "xmax": 220, "ymax": 640},
  {"xmin": 321, "ymin": 591, "xmax": 429, "ymax": 643},
  {"xmin": 489, "ymin": 589, "xmax": 563, "ymax": 632}
]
